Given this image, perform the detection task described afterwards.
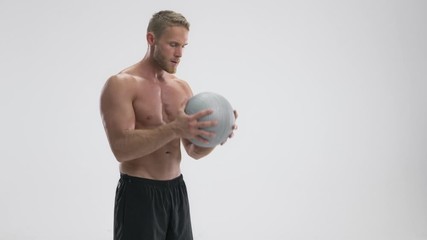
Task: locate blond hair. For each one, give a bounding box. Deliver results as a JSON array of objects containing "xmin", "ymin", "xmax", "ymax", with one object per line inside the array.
[{"xmin": 147, "ymin": 10, "xmax": 190, "ymax": 38}]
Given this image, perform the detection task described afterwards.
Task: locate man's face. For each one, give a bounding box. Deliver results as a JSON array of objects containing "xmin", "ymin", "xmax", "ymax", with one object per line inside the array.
[{"xmin": 153, "ymin": 26, "xmax": 189, "ymax": 74}]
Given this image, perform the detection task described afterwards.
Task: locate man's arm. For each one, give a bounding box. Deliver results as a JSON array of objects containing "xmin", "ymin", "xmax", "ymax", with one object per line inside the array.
[
  {"xmin": 100, "ymin": 75, "xmax": 216, "ymax": 162},
  {"xmin": 182, "ymin": 109, "xmax": 238, "ymax": 160}
]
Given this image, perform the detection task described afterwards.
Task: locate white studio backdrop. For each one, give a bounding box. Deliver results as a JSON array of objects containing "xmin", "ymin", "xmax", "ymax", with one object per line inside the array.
[{"xmin": 1, "ymin": 0, "xmax": 426, "ymax": 239}]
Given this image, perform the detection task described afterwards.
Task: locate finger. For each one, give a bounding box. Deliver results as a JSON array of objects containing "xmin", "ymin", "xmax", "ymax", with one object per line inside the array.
[
  {"xmin": 194, "ymin": 135, "xmax": 209, "ymax": 144},
  {"xmin": 229, "ymin": 131, "xmax": 234, "ymax": 138},
  {"xmin": 191, "ymin": 109, "xmax": 213, "ymax": 120},
  {"xmin": 233, "ymin": 110, "xmax": 238, "ymax": 119},
  {"xmin": 193, "ymin": 132, "xmax": 216, "ymax": 144},
  {"xmin": 220, "ymin": 132, "xmax": 233, "ymax": 146},
  {"xmin": 197, "ymin": 119, "xmax": 218, "ymax": 128},
  {"xmin": 197, "ymin": 129, "xmax": 216, "ymax": 139}
]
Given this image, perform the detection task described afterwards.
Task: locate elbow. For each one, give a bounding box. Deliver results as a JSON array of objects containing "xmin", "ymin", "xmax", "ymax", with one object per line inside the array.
[
  {"xmin": 112, "ymin": 148, "xmax": 127, "ymax": 163},
  {"xmin": 114, "ymin": 154, "xmax": 128, "ymax": 163},
  {"xmin": 110, "ymin": 143, "xmax": 131, "ymax": 163},
  {"xmin": 106, "ymin": 130, "xmax": 139, "ymax": 163}
]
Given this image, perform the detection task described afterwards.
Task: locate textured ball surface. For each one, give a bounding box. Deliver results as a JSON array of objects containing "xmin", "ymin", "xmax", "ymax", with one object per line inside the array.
[{"xmin": 184, "ymin": 92, "xmax": 234, "ymax": 147}]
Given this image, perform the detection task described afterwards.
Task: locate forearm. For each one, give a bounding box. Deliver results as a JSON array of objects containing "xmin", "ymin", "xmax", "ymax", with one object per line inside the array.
[{"xmin": 109, "ymin": 123, "xmax": 179, "ymax": 162}]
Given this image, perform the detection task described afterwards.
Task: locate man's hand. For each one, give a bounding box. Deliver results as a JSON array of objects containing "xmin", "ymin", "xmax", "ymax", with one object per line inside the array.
[
  {"xmin": 220, "ymin": 110, "xmax": 238, "ymax": 145},
  {"xmin": 173, "ymin": 99, "xmax": 218, "ymax": 144}
]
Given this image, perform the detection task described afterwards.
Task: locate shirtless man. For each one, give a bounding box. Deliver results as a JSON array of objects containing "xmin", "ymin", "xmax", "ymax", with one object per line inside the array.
[{"xmin": 100, "ymin": 10, "xmax": 237, "ymax": 240}]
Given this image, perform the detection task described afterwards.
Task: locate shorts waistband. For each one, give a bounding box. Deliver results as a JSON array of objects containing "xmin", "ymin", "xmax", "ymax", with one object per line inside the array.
[{"xmin": 120, "ymin": 173, "xmax": 184, "ymax": 187}]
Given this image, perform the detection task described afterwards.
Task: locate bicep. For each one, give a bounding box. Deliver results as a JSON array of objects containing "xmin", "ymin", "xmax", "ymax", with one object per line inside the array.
[{"xmin": 100, "ymin": 76, "xmax": 136, "ymax": 137}]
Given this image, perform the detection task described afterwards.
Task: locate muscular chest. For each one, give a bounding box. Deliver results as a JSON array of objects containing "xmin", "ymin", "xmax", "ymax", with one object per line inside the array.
[{"xmin": 133, "ymin": 82, "xmax": 186, "ymax": 127}]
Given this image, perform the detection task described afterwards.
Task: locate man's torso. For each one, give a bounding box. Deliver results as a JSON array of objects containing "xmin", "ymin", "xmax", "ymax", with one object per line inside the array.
[{"xmin": 118, "ymin": 66, "xmax": 191, "ymax": 180}]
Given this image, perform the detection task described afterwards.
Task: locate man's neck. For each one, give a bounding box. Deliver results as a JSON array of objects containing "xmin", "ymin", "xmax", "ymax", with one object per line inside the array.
[{"xmin": 137, "ymin": 57, "xmax": 168, "ymax": 82}]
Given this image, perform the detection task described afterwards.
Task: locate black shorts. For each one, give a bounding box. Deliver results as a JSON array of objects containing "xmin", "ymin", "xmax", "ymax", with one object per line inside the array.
[{"xmin": 114, "ymin": 174, "xmax": 193, "ymax": 240}]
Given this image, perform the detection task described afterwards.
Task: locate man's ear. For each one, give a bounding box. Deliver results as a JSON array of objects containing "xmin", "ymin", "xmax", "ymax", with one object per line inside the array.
[{"xmin": 147, "ymin": 32, "xmax": 155, "ymax": 46}]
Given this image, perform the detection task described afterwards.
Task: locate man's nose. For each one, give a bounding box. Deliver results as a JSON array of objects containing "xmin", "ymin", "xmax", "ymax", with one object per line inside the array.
[{"xmin": 174, "ymin": 47, "xmax": 183, "ymax": 57}]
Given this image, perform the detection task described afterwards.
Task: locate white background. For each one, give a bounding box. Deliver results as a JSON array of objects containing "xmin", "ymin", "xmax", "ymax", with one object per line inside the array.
[{"xmin": 1, "ymin": 0, "xmax": 426, "ymax": 239}]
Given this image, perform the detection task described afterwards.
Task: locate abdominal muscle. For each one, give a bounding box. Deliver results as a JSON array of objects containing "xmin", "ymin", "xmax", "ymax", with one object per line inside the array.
[{"xmin": 119, "ymin": 138, "xmax": 183, "ymax": 180}]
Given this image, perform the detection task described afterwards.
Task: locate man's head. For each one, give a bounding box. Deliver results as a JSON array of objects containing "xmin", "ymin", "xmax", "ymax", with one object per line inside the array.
[
  {"xmin": 147, "ymin": 10, "xmax": 190, "ymax": 74},
  {"xmin": 147, "ymin": 10, "xmax": 190, "ymax": 39}
]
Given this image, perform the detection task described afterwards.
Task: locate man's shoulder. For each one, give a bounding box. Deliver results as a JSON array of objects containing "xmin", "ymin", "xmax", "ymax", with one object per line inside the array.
[
  {"xmin": 102, "ymin": 73, "xmax": 142, "ymax": 97},
  {"xmin": 106, "ymin": 72, "xmax": 143, "ymax": 88},
  {"xmin": 109, "ymin": 72, "xmax": 139, "ymax": 82}
]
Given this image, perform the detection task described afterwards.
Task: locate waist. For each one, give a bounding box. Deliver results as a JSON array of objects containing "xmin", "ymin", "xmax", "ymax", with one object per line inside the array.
[
  {"xmin": 120, "ymin": 173, "xmax": 184, "ymax": 187},
  {"xmin": 119, "ymin": 155, "xmax": 181, "ymax": 180}
]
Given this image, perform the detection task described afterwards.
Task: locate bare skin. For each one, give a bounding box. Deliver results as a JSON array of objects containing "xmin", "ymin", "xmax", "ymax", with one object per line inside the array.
[{"xmin": 100, "ymin": 26, "xmax": 235, "ymax": 180}]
